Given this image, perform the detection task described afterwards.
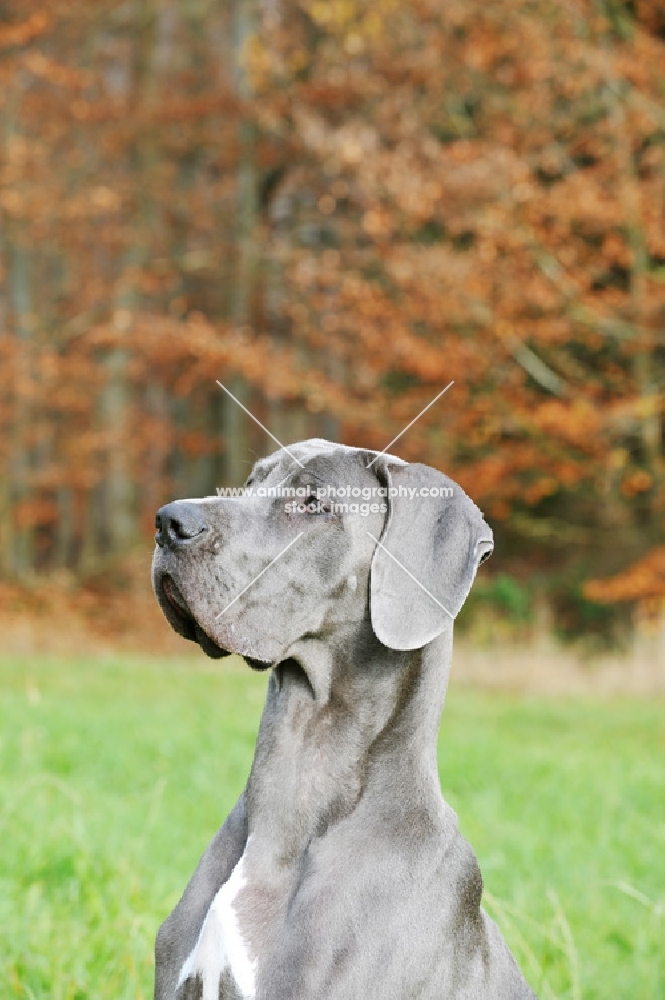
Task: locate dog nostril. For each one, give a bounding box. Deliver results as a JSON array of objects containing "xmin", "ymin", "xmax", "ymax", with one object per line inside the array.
[
  {"xmin": 155, "ymin": 502, "xmax": 208, "ymax": 547},
  {"xmin": 171, "ymin": 516, "xmax": 194, "ymax": 539}
]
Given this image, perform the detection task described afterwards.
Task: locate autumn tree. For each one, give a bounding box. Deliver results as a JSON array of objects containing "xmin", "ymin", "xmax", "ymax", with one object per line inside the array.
[{"xmin": 0, "ymin": 0, "xmax": 663, "ymax": 636}]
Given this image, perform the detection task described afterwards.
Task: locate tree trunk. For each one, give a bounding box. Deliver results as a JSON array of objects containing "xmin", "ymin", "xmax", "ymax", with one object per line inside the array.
[
  {"xmin": 221, "ymin": 0, "xmax": 260, "ymax": 484},
  {"xmin": 8, "ymin": 238, "xmax": 34, "ymax": 576}
]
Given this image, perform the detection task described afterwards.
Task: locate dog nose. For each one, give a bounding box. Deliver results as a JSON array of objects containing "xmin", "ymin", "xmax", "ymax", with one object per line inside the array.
[{"xmin": 155, "ymin": 502, "xmax": 208, "ymax": 548}]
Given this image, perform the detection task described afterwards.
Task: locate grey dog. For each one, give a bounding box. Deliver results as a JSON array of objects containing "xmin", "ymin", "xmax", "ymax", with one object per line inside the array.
[{"xmin": 151, "ymin": 439, "xmax": 537, "ymax": 1000}]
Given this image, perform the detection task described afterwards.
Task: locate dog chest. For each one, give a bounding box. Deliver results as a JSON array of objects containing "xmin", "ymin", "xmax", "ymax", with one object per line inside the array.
[{"xmin": 176, "ymin": 844, "xmax": 257, "ymax": 1000}]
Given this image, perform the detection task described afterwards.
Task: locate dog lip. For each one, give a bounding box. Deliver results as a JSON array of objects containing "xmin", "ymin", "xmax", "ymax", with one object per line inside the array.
[
  {"xmin": 162, "ymin": 574, "xmax": 190, "ymax": 614},
  {"xmin": 158, "ymin": 574, "xmax": 269, "ymax": 666},
  {"xmin": 194, "ymin": 621, "xmax": 232, "ymax": 659},
  {"xmin": 160, "ymin": 574, "xmax": 234, "ymax": 660},
  {"xmin": 244, "ymin": 654, "xmax": 272, "ymax": 671},
  {"xmin": 158, "ymin": 573, "xmax": 197, "ymax": 642}
]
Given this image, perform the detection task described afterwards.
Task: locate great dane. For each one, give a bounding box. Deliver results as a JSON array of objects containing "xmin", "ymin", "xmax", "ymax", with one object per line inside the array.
[{"xmin": 152, "ymin": 439, "xmax": 536, "ymax": 1000}]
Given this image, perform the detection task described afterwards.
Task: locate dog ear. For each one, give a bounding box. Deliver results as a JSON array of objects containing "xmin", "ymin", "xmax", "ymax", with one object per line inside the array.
[{"xmin": 370, "ymin": 460, "xmax": 493, "ymax": 651}]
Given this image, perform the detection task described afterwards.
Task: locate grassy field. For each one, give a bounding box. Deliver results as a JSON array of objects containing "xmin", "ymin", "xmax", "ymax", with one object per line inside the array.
[{"xmin": 0, "ymin": 653, "xmax": 663, "ymax": 1000}]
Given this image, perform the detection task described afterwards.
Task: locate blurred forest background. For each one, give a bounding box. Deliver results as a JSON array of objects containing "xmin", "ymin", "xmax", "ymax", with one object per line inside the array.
[{"xmin": 0, "ymin": 0, "xmax": 664, "ymax": 658}]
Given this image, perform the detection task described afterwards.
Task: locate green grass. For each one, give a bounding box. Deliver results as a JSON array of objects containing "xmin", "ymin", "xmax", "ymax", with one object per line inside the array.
[{"xmin": 0, "ymin": 653, "xmax": 663, "ymax": 999}]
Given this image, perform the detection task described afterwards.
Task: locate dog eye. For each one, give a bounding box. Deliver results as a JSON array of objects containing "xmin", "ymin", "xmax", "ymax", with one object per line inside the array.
[{"xmin": 305, "ymin": 493, "xmax": 332, "ymax": 513}]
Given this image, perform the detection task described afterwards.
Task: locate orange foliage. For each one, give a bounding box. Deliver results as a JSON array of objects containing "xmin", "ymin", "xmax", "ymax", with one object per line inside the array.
[
  {"xmin": 0, "ymin": 0, "xmax": 663, "ymax": 618},
  {"xmin": 585, "ymin": 547, "xmax": 665, "ymax": 603}
]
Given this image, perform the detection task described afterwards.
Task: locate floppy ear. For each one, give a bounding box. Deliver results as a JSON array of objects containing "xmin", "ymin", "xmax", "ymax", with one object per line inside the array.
[{"xmin": 370, "ymin": 460, "xmax": 493, "ymax": 651}]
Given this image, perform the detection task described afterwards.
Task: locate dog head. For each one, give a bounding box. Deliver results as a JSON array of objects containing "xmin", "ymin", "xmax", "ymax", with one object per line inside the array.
[{"xmin": 152, "ymin": 439, "xmax": 493, "ymax": 667}]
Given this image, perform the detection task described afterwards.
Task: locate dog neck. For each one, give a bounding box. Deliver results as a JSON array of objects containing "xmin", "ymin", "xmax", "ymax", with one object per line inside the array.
[{"xmin": 244, "ymin": 626, "xmax": 454, "ymax": 870}]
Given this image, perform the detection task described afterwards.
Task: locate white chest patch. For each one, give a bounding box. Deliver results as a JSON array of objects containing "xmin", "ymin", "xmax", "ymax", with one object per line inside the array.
[{"xmin": 177, "ymin": 839, "xmax": 257, "ymax": 999}]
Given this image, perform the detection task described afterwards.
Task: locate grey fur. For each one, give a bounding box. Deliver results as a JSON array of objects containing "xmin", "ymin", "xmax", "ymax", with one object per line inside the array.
[{"xmin": 151, "ymin": 439, "xmax": 536, "ymax": 1000}]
